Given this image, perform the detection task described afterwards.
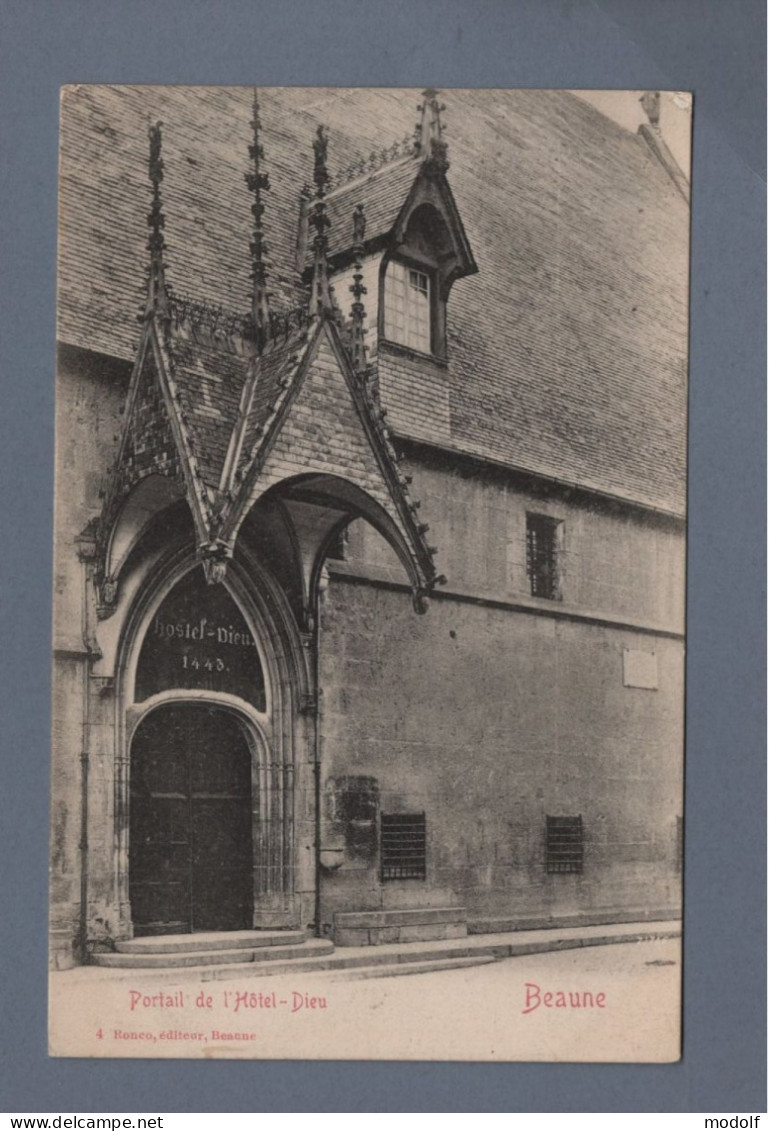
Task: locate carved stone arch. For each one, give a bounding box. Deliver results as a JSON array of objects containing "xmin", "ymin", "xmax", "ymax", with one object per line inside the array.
[
  {"xmin": 112, "ymin": 536, "xmax": 312, "ymax": 939},
  {"xmin": 243, "ymin": 472, "xmax": 428, "ymax": 629},
  {"xmin": 117, "ymin": 541, "xmax": 310, "ymax": 711},
  {"xmin": 103, "ymin": 474, "xmax": 185, "ymax": 594},
  {"xmin": 125, "ymin": 689, "xmax": 270, "ymax": 748}
]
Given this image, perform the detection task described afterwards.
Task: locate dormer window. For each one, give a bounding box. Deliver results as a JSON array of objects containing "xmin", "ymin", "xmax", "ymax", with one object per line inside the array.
[
  {"xmin": 379, "ymin": 202, "xmax": 453, "ymax": 360},
  {"xmin": 319, "ymin": 108, "xmax": 477, "ymax": 364},
  {"xmin": 383, "ymin": 259, "xmax": 432, "ymax": 354}
]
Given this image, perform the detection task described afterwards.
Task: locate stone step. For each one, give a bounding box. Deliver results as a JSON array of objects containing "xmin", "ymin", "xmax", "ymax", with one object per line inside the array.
[
  {"xmin": 192, "ymin": 923, "xmax": 681, "ymax": 982},
  {"xmin": 336, "ymin": 922, "xmax": 468, "ymax": 946},
  {"xmin": 115, "ymin": 930, "xmax": 307, "ymax": 955},
  {"xmin": 334, "ymin": 906, "xmax": 467, "ymax": 947},
  {"xmin": 335, "ymin": 906, "xmax": 466, "ymax": 928},
  {"xmin": 175, "ymin": 949, "xmax": 452, "ymax": 981},
  {"xmin": 467, "ymin": 909, "xmax": 680, "ymax": 935},
  {"xmin": 82, "ymin": 921, "xmax": 681, "ymax": 982},
  {"xmin": 322, "ymin": 955, "xmax": 498, "ymax": 981},
  {"xmin": 92, "ymin": 938, "xmax": 333, "ymax": 970},
  {"xmin": 92, "ymin": 939, "xmax": 503, "ymax": 981}
]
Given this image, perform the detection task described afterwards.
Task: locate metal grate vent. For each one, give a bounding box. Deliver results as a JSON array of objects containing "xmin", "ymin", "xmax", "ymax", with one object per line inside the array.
[
  {"xmin": 545, "ymin": 814, "xmax": 584, "ymax": 873},
  {"xmin": 380, "ymin": 812, "xmax": 427, "ymax": 881}
]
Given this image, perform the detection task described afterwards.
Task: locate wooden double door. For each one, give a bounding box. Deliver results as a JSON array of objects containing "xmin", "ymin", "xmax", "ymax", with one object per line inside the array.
[{"xmin": 129, "ymin": 703, "xmax": 254, "ymax": 935}]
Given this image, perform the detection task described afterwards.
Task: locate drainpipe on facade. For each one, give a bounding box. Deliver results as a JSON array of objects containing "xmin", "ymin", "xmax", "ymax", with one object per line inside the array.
[
  {"xmin": 74, "ymin": 538, "xmax": 99, "ymax": 963},
  {"xmin": 77, "ymin": 673, "xmax": 90, "ymax": 963},
  {"xmin": 312, "ymin": 590, "xmax": 323, "ymax": 940}
]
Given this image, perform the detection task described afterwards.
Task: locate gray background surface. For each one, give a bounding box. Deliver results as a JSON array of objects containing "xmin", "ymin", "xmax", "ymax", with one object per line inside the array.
[{"xmin": 0, "ymin": 0, "xmax": 764, "ymax": 1113}]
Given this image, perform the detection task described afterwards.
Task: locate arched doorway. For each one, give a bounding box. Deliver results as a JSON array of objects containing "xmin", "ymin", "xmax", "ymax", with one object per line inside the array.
[
  {"xmin": 129, "ymin": 703, "xmax": 254, "ymax": 935},
  {"xmin": 114, "ymin": 554, "xmax": 310, "ymax": 943},
  {"xmin": 126, "ymin": 564, "xmax": 271, "ymax": 937}
]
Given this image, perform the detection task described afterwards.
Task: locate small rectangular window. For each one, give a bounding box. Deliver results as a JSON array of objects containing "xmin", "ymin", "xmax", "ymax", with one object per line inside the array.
[
  {"xmin": 545, "ymin": 815, "xmax": 583, "ymax": 874},
  {"xmin": 380, "ymin": 812, "xmax": 427, "ymax": 881},
  {"xmin": 526, "ymin": 513, "xmax": 562, "ymax": 599},
  {"xmin": 384, "ymin": 260, "xmax": 431, "ymax": 354}
]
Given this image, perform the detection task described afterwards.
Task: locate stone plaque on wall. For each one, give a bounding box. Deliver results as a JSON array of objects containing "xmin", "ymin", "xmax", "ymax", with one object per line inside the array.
[
  {"xmin": 623, "ymin": 648, "xmax": 659, "ymax": 690},
  {"xmin": 325, "ymin": 775, "xmax": 380, "ymax": 861}
]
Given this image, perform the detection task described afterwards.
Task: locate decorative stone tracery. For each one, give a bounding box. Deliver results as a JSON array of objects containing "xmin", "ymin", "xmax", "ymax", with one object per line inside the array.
[{"xmin": 95, "ymin": 95, "xmax": 453, "ymax": 619}]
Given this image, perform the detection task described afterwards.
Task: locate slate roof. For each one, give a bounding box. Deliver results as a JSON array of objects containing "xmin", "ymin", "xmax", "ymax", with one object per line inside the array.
[
  {"xmin": 325, "ymin": 156, "xmax": 420, "ymax": 257},
  {"xmin": 237, "ymin": 327, "xmax": 312, "ymax": 482},
  {"xmin": 168, "ymin": 334, "xmax": 250, "ymax": 491},
  {"xmin": 158, "ymin": 310, "xmax": 311, "ymax": 495},
  {"xmin": 102, "ymin": 306, "xmax": 438, "ymax": 597},
  {"xmin": 58, "ymin": 86, "xmax": 689, "ymax": 514}
]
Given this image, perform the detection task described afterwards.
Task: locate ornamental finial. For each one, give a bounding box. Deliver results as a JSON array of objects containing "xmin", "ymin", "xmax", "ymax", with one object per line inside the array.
[
  {"xmin": 309, "ymin": 125, "xmax": 332, "ymax": 316},
  {"xmin": 640, "ymin": 90, "xmax": 661, "ymax": 130},
  {"xmin": 245, "ymin": 88, "xmax": 271, "ymax": 346},
  {"xmin": 414, "ymin": 87, "xmax": 449, "ymax": 172},
  {"xmin": 146, "ymin": 121, "xmax": 170, "ymax": 317},
  {"xmin": 352, "ymin": 200, "xmax": 366, "ymax": 247},
  {"xmin": 349, "ymin": 203, "xmax": 367, "ymax": 377}
]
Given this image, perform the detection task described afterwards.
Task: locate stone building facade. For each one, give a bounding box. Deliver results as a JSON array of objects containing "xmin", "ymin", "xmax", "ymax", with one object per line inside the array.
[{"xmin": 51, "ymin": 86, "xmax": 688, "ymax": 967}]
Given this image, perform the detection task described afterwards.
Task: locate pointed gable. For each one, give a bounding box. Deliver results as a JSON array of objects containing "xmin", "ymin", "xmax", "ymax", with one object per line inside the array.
[
  {"xmin": 214, "ymin": 317, "xmax": 438, "ymax": 608},
  {"xmin": 321, "ymin": 152, "xmax": 476, "ymax": 287},
  {"xmin": 319, "ymin": 89, "xmax": 476, "ymax": 294},
  {"xmin": 94, "ymin": 318, "xmax": 217, "ymax": 579},
  {"xmin": 257, "ymin": 329, "xmax": 400, "ymax": 506},
  {"xmin": 117, "ymin": 346, "xmax": 181, "ymax": 491},
  {"xmin": 325, "ymin": 157, "xmax": 422, "ymax": 259},
  {"xmin": 93, "ymin": 329, "xmax": 189, "ymax": 611},
  {"xmin": 94, "ymin": 98, "xmax": 445, "ymax": 611}
]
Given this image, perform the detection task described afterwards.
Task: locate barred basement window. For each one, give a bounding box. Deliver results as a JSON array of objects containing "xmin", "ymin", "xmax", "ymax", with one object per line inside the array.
[
  {"xmin": 526, "ymin": 513, "xmax": 562, "ymax": 599},
  {"xmin": 380, "ymin": 812, "xmax": 427, "ymax": 881},
  {"xmin": 545, "ymin": 815, "xmax": 584, "ymax": 874}
]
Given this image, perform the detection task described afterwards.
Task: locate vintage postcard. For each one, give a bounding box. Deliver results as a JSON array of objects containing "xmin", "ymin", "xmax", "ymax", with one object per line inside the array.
[{"xmin": 49, "ymin": 85, "xmax": 690, "ymax": 1061}]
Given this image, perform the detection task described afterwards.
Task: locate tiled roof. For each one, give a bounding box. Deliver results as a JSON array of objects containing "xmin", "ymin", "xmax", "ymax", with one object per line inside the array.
[
  {"xmin": 105, "ymin": 311, "xmax": 439, "ymax": 593},
  {"xmin": 157, "ymin": 314, "xmax": 310, "ymax": 494},
  {"xmin": 58, "ymin": 86, "xmax": 689, "ymax": 514},
  {"xmin": 229, "ymin": 324, "xmax": 438, "ymax": 592},
  {"xmin": 168, "ymin": 334, "xmax": 249, "ymax": 491},
  {"xmin": 325, "ymin": 157, "xmax": 420, "ymax": 257},
  {"xmin": 238, "ymin": 327, "xmax": 311, "ymax": 481}
]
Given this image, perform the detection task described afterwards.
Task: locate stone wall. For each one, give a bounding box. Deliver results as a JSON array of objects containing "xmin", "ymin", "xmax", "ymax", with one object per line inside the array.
[
  {"xmin": 348, "ymin": 454, "xmax": 685, "ymax": 632},
  {"xmin": 317, "ymin": 455, "xmax": 684, "ymax": 927},
  {"xmin": 50, "ymin": 343, "xmax": 684, "ymax": 963},
  {"xmin": 318, "ymin": 579, "xmax": 683, "ymax": 926},
  {"xmin": 50, "ymin": 348, "xmax": 129, "ymax": 966}
]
